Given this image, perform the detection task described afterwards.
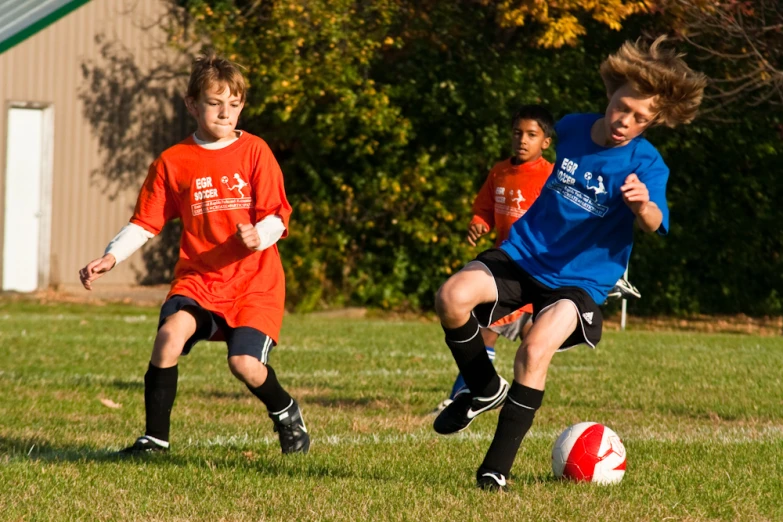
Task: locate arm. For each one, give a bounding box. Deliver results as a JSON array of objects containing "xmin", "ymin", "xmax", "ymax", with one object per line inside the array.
[
  {"xmin": 236, "ymin": 140, "xmax": 293, "ymax": 251},
  {"xmin": 79, "ymin": 223, "xmax": 157, "ymax": 290},
  {"xmin": 79, "ymin": 160, "xmax": 173, "ymax": 290},
  {"xmin": 236, "ymin": 214, "xmax": 287, "ymax": 251},
  {"xmin": 468, "ymin": 174, "xmax": 496, "ymax": 246},
  {"xmin": 621, "ymin": 174, "xmax": 663, "ymax": 233}
]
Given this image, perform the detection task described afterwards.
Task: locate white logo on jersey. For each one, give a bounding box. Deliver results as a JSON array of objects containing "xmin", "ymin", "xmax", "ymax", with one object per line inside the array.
[
  {"xmin": 584, "ymin": 172, "xmax": 607, "ymax": 201},
  {"xmin": 495, "ymin": 187, "xmax": 505, "ymax": 195},
  {"xmin": 582, "ymin": 312, "xmax": 594, "ymax": 325},
  {"xmin": 511, "ymin": 189, "xmax": 525, "ymax": 208},
  {"xmin": 222, "ymin": 173, "xmax": 249, "ymax": 197}
]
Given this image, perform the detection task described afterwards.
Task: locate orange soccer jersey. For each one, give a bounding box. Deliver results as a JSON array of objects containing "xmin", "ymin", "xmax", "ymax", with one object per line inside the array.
[
  {"xmin": 471, "ymin": 156, "xmax": 553, "ymax": 319},
  {"xmin": 130, "ymin": 132, "xmax": 292, "ymax": 341}
]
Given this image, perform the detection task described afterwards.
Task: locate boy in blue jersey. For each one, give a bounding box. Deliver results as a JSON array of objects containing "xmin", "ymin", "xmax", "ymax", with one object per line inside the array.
[{"xmin": 432, "ymin": 36, "xmax": 706, "ymax": 491}]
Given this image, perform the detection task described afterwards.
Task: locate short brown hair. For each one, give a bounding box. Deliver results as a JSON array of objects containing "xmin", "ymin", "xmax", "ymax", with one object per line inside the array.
[
  {"xmin": 187, "ymin": 52, "xmax": 246, "ymax": 102},
  {"xmin": 599, "ymin": 36, "xmax": 707, "ymax": 127}
]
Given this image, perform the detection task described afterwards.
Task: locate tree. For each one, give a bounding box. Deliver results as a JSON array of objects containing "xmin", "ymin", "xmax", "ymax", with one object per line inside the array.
[
  {"xmin": 661, "ymin": 0, "xmax": 783, "ymax": 110},
  {"xmin": 486, "ymin": 0, "xmax": 653, "ymax": 48}
]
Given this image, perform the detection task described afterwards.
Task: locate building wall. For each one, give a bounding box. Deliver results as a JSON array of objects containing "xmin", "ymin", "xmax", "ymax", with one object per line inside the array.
[{"xmin": 0, "ymin": 0, "xmax": 182, "ymax": 291}]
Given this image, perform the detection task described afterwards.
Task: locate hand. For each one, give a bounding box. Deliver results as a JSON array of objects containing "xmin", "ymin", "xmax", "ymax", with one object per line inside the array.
[
  {"xmin": 78, "ymin": 254, "xmax": 116, "ymax": 290},
  {"xmin": 236, "ymin": 223, "xmax": 260, "ymax": 250},
  {"xmin": 621, "ymin": 174, "xmax": 650, "ymax": 215},
  {"xmin": 467, "ymin": 223, "xmax": 489, "ymax": 246}
]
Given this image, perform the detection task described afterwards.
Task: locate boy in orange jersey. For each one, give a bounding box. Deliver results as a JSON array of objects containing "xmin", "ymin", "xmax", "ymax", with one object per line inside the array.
[
  {"xmin": 434, "ymin": 105, "xmax": 554, "ymax": 413},
  {"xmin": 78, "ymin": 53, "xmax": 309, "ymax": 455}
]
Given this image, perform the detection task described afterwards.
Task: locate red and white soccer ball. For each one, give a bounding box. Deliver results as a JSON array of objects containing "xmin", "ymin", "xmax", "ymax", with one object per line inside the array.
[{"xmin": 552, "ymin": 422, "xmax": 627, "ymax": 485}]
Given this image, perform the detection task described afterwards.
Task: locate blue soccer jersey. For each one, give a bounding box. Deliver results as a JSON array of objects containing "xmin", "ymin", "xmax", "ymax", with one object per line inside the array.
[{"xmin": 500, "ymin": 113, "xmax": 670, "ymax": 304}]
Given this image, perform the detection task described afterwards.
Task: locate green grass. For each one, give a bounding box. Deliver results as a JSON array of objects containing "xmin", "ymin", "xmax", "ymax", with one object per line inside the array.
[{"xmin": 1, "ymin": 300, "xmax": 782, "ymax": 521}]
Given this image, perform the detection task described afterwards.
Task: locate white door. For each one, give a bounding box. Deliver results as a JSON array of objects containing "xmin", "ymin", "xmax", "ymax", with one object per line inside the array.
[{"xmin": 3, "ymin": 107, "xmax": 49, "ymax": 291}]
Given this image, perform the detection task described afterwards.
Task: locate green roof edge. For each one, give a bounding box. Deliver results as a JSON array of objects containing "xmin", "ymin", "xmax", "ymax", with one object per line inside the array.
[{"xmin": 0, "ymin": 0, "xmax": 93, "ymax": 55}]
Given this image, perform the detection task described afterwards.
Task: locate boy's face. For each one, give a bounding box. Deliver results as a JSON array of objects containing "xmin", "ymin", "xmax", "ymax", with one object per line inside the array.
[
  {"xmin": 511, "ymin": 119, "xmax": 551, "ymax": 162},
  {"xmin": 602, "ymin": 83, "xmax": 657, "ymax": 146},
  {"xmin": 185, "ymin": 82, "xmax": 244, "ymax": 142}
]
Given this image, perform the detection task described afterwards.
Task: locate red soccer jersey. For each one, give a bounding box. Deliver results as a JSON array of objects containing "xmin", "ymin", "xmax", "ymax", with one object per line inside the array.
[
  {"xmin": 470, "ymin": 156, "xmax": 553, "ymax": 317},
  {"xmin": 470, "ymin": 156, "xmax": 554, "ymax": 247},
  {"xmin": 130, "ymin": 132, "xmax": 292, "ymax": 341}
]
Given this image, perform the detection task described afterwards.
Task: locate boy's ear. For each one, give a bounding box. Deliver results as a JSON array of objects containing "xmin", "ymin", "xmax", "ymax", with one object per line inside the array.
[
  {"xmin": 184, "ymin": 96, "xmax": 197, "ymax": 116},
  {"xmin": 542, "ymin": 137, "xmax": 552, "ymax": 150}
]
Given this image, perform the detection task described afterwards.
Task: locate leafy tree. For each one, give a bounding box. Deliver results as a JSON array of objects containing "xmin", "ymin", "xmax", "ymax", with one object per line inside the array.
[
  {"xmin": 485, "ymin": 0, "xmax": 653, "ymax": 48},
  {"xmin": 97, "ymin": 1, "xmax": 779, "ymax": 316},
  {"xmin": 174, "ymin": 0, "xmax": 620, "ymax": 310}
]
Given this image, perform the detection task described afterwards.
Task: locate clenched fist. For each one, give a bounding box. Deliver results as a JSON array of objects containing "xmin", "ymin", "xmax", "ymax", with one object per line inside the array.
[
  {"xmin": 236, "ymin": 223, "xmax": 260, "ymax": 250},
  {"xmin": 467, "ymin": 222, "xmax": 489, "ymax": 247},
  {"xmin": 620, "ymin": 174, "xmax": 650, "ymax": 215}
]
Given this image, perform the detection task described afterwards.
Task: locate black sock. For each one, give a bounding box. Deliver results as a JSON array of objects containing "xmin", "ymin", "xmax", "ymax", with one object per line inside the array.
[
  {"xmin": 480, "ymin": 381, "xmax": 545, "ymax": 477},
  {"xmin": 246, "ymin": 365, "xmax": 292, "ymax": 414},
  {"xmin": 144, "ymin": 363, "xmax": 178, "ymax": 442},
  {"xmin": 443, "ymin": 315, "xmax": 498, "ymax": 396}
]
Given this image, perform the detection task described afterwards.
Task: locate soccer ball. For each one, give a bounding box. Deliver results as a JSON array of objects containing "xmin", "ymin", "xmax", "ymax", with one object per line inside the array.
[
  {"xmin": 551, "ymin": 422, "xmax": 626, "ymax": 485},
  {"xmin": 221, "ymin": 175, "xmax": 229, "ymax": 185}
]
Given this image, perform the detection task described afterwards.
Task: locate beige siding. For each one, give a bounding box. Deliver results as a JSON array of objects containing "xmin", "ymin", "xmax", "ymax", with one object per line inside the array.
[{"xmin": 0, "ymin": 0, "xmax": 180, "ymax": 291}]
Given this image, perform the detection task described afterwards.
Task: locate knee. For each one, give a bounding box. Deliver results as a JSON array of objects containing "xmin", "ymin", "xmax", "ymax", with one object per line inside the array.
[
  {"xmin": 228, "ymin": 355, "xmax": 265, "ymax": 385},
  {"xmin": 516, "ymin": 340, "xmax": 551, "ymax": 372},
  {"xmin": 152, "ymin": 326, "xmax": 185, "ymax": 365},
  {"xmin": 435, "ymin": 279, "xmax": 474, "ymax": 321}
]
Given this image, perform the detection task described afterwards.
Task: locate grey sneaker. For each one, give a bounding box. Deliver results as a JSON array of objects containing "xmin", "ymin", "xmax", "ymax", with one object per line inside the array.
[
  {"xmin": 608, "ymin": 276, "xmax": 641, "ymax": 300},
  {"xmin": 269, "ymin": 399, "xmax": 310, "ymax": 454}
]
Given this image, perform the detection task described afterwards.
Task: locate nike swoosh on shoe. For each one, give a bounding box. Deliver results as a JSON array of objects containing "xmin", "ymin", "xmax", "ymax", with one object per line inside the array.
[{"xmin": 466, "ymin": 378, "xmax": 509, "ymax": 419}]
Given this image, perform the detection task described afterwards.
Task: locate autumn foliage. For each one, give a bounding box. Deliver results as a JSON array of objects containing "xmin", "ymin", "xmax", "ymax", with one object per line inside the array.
[{"xmin": 148, "ymin": 0, "xmax": 783, "ymax": 316}]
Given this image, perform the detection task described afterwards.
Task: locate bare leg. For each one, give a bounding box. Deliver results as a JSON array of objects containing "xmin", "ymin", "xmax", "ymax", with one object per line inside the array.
[
  {"xmin": 141, "ymin": 310, "xmax": 198, "ymax": 445},
  {"xmin": 435, "ymin": 263, "xmax": 501, "ymax": 396},
  {"xmin": 479, "ymin": 301, "xmax": 579, "ymax": 483}
]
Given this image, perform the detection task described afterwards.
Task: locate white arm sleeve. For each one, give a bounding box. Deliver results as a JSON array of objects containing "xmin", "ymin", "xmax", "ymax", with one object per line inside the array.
[
  {"xmin": 104, "ymin": 223, "xmax": 155, "ymax": 264},
  {"xmin": 254, "ymin": 215, "xmax": 286, "ymax": 251}
]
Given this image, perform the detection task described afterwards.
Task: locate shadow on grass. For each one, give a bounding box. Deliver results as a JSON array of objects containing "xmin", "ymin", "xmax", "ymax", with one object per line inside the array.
[
  {"xmin": 307, "ymin": 395, "xmax": 401, "ymax": 410},
  {"xmin": 510, "ymin": 471, "xmax": 558, "ymax": 486},
  {"xmin": 0, "ymin": 435, "xmax": 480, "ymax": 486},
  {"xmin": 0, "ymin": 436, "xmax": 186, "ymax": 466},
  {"xmin": 194, "ymin": 389, "xmax": 247, "ymax": 400},
  {"xmin": 107, "ymin": 379, "xmax": 144, "ymax": 390}
]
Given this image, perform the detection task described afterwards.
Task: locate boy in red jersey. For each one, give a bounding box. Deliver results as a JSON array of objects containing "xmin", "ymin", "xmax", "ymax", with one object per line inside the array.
[
  {"xmin": 79, "ymin": 53, "xmax": 309, "ymax": 455},
  {"xmin": 433, "ymin": 105, "xmax": 554, "ymax": 413}
]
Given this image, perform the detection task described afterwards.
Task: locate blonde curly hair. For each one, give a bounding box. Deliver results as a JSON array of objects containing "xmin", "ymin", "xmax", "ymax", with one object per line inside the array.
[{"xmin": 600, "ymin": 36, "xmax": 707, "ymax": 127}]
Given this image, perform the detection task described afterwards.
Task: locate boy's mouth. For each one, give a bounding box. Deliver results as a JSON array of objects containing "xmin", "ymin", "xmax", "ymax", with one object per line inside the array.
[{"xmin": 610, "ymin": 130, "xmax": 625, "ymax": 142}]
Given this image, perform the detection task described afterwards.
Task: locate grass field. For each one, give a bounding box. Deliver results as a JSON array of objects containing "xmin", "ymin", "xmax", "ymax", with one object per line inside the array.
[{"xmin": 1, "ymin": 299, "xmax": 782, "ymax": 521}]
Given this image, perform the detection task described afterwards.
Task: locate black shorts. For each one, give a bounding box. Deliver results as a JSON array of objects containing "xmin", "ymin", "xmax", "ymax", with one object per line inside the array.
[
  {"xmin": 471, "ymin": 249, "xmax": 602, "ymax": 350},
  {"xmin": 158, "ymin": 295, "xmax": 276, "ymax": 363}
]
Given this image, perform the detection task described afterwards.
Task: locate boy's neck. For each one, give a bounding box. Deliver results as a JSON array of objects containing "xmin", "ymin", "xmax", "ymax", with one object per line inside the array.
[
  {"xmin": 193, "ymin": 130, "xmax": 242, "ymax": 150},
  {"xmin": 510, "ymin": 154, "xmax": 542, "ymax": 166}
]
